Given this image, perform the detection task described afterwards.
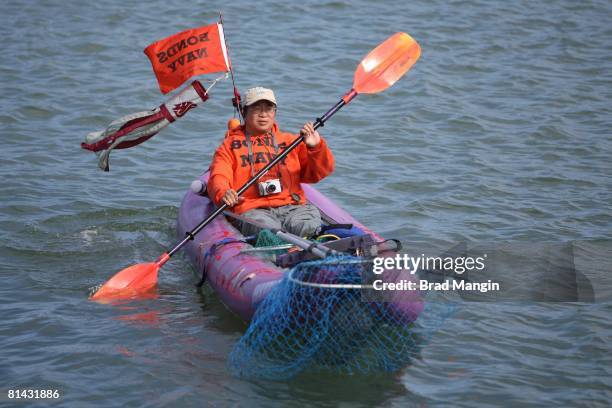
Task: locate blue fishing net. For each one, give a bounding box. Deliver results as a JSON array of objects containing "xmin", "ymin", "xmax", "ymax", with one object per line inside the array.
[{"xmin": 228, "ymin": 255, "xmax": 458, "ymax": 380}]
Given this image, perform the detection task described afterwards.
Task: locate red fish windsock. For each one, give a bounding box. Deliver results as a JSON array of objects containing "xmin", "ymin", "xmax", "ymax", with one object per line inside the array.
[{"xmin": 81, "ymin": 80, "xmax": 208, "ymax": 171}]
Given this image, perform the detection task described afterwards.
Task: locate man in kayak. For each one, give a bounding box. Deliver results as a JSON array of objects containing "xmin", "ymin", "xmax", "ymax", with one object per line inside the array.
[{"xmin": 207, "ymin": 86, "xmax": 335, "ymax": 237}]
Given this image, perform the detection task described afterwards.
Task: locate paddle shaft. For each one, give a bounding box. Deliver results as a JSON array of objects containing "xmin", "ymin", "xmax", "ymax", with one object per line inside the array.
[{"xmin": 166, "ymin": 90, "xmax": 358, "ymax": 258}]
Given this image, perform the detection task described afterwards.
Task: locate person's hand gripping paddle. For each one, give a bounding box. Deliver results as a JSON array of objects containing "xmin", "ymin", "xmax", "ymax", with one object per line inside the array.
[{"xmin": 90, "ymin": 32, "xmax": 421, "ymax": 301}]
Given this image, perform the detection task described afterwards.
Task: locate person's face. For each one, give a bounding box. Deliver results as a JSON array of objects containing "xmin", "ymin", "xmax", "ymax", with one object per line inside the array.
[{"xmin": 245, "ymin": 100, "xmax": 276, "ymax": 134}]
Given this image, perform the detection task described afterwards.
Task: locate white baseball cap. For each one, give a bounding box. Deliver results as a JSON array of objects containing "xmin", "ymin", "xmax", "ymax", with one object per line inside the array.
[{"xmin": 243, "ymin": 87, "xmax": 276, "ymax": 107}]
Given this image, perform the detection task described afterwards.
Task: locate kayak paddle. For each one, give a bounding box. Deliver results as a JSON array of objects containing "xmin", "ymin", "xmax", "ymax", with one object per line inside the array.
[{"xmin": 90, "ymin": 32, "xmax": 421, "ymax": 300}]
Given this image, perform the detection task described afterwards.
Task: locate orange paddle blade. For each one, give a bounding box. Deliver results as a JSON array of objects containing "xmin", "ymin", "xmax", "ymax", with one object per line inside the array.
[
  {"xmin": 89, "ymin": 262, "xmax": 159, "ymax": 301},
  {"xmin": 90, "ymin": 253, "xmax": 169, "ymax": 301},
  {"xmin": 353, "ymin": 32, "xmax": 421, "ymax": 94}
]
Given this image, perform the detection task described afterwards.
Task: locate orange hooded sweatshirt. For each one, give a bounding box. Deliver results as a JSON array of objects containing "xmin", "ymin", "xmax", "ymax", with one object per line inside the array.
[{"xmin": 207, "ymin": 123, "xmax": 335, "ymax": 214}]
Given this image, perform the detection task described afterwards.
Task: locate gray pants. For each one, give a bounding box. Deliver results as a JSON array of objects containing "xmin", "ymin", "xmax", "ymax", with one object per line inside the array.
[{"xmin": 237, "ymin": 203, "xmax": 321, "ymax": 237}]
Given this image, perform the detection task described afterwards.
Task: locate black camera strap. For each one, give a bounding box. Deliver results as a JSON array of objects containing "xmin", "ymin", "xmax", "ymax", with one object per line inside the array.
[{"xmin": 244, "ymin": 129, "xmax": 281, "ymax": 179}]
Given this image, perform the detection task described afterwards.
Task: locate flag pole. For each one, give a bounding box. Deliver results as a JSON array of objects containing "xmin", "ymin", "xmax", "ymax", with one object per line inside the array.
[{"xmin": 218, "ymin": 12, "xmax": 243, "ymax": 122}]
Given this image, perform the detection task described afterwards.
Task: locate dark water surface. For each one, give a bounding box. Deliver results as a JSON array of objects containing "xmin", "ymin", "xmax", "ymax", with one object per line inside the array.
[{"xmin": 1, "ymin": 0, "xmax": 611, "ymax": 406}]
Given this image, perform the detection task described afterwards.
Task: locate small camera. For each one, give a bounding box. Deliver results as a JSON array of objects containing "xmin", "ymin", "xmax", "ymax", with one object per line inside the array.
[{"xmin": 257, "ymin": 179, "xmax": 282, "ymax": 196}]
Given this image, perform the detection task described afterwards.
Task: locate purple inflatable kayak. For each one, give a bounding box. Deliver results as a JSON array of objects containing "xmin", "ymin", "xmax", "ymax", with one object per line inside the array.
[{"xmin": 177, "ymin": 171, "xmax": 423, "ymax": 321}]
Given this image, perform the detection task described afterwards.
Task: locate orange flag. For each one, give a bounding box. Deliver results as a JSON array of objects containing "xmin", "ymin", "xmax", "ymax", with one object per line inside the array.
[{"xmin": 144, "ymin": 23, "xmax": 230, "ymax": 94}]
